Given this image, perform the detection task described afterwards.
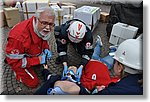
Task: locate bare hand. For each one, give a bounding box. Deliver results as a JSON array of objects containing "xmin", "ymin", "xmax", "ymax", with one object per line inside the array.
[
  {"xmin": 63, "ymin": 62, "xmax": 67, "ymax": 66},
  {"xmin": 43, "ymin": 64, "xmax": 48, "ymax": 69}
]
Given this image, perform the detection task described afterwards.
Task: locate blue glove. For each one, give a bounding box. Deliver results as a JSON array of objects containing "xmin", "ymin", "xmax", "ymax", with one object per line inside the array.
[
  {"xmin": 76, "ymin": 67, "xmax": 83, "ymax": 82},
  {"xmin": 62, "ymin": 65, "xmax": 68, "ymax": 78},
  {"xmin": 40, "ymin": 54, "xmax": 46, "ymax": 64},
  {"xmin": 44, "ymin": 49, "xmax": 52, "ymax": 60}
]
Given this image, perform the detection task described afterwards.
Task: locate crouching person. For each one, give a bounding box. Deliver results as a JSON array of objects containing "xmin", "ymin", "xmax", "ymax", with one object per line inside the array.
[
  {"xmin": 34, "ymin": 62, "xmax": 89, "ymax": 95},
  {"xmin": 5, "ymin": 7, "xmax": 55, "ymax": 88},
  {"xmin": 93, "ymin": 39, "xmax": 143, "ymax": 95}
]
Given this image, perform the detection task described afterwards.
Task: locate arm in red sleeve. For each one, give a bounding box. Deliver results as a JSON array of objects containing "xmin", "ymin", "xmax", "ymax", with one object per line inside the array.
[{"xmin": 5, "ymin": 38, "xmax": 41, "ymax": 69}]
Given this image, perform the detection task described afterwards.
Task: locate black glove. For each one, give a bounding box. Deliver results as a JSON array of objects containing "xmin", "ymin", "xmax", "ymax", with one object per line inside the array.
[
  {"xmin": 80, "ymin": 58, "xmax": 89, "ymax": 67},
  {"xmin": 55, "ymin": 55, "xmax": 68, "ymax": 64}
]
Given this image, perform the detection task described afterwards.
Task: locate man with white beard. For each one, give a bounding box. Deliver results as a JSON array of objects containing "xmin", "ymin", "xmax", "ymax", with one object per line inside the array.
[{"xmin": 5, "ymin": 7, "xmax": 55, "ymax": 88}]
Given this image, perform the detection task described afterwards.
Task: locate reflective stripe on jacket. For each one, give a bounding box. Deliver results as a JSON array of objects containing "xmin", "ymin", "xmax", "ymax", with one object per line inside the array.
[{"xmin": 5, "ymin": 16, "xmax": 49, "ymax": 69}]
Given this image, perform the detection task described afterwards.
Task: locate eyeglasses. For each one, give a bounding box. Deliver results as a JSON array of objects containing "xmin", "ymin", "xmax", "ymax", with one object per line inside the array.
[{"xmin": 38, "ymin": 18, "xmax": 55, "ymax": 28}]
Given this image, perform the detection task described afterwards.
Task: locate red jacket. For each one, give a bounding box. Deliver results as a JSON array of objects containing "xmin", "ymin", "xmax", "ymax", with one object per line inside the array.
[
  {"xmin": 81, "ymin": 60, "xmax": 120, "ymax": 91},
  {"xmin": 5, "ymin": 16, "xmax": 49, "ymax": 69}
]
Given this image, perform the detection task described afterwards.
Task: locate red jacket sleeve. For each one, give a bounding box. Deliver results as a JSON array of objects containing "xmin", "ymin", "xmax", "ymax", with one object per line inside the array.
[
  {"xmin": 5, "ymin": 38, "xmax": 40, "ymax": 69},
  {"xmin": 42, "ymin": 40, "xmax": 50, "ymax": 50}
]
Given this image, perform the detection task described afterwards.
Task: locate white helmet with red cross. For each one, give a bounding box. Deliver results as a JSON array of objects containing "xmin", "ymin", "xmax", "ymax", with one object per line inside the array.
[{"xmin": 68, "ymin": 21, "xmax": 86, "ymax": 43}]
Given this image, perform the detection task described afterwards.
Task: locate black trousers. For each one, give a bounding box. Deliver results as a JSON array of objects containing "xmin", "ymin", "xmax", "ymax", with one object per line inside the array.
[{"xmin": 34, "ymin": 74, "xmax": 61, "ymax": 95}]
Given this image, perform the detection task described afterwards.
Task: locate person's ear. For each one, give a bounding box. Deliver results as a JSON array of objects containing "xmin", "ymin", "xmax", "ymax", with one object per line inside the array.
[{"xmin": 118, "ymin": 63, "xmax": 124, "ymax": 73}]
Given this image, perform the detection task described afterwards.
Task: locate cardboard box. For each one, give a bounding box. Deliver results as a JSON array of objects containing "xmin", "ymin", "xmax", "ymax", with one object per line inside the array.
[
  {"xmin": 57, "ymin": 2, "xmax": 77, "ymax": 7},
  {"xmin": 100, "ymin": 12, "xmax": 109, "ymax": 23},
  {"xmin": 63, "ymin": 14, "xmax": 73, "ymax": 24},
  {"xmin": 74, "ymin": 6, "xmax": 100, "ymax": 31},
  {"xmin": 22, "ymin": 0, "xmax": 49, "ymax": 20},
  {"xmin": 109, "ymin": 22, "xmax": 138, "ymax": 45},
  {"xmin": 15, "ymin": 1, "xmax": 25, "ymax": 21},
  {"xmin": 0, "ymin": 10, "xmax": 6, "ymax": 27},
  {"xmin": 51, "ymin": 5, "xmax": 63, "ymax": 26},
  {"xmin": 61, "ymin": 5, "xmax": 76, "ymax": 15},
  {"xmin": 4, "ymin": 7, "xmax": 21, "ymax": 27},
  {"xmin": 49, "ymin": 2, "xmax": 59, "ymax": 6}
]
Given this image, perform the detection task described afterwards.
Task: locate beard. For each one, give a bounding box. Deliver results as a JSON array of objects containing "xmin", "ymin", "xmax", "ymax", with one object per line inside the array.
[
  {"xmin": 39, "ymin": 30, "xmax": 54, "ymax": 40},
  {"xmin": 33, "ymin": 18, "xmax": 53, "ymax": 40}
]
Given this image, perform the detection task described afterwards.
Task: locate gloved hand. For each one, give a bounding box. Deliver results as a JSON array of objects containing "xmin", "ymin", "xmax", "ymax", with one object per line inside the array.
[
  {"xmin": 76, "ymin": 65, "xmax": 83, "ymax": 82},
  {"xmin": 43, "ymin": 49, "xmax": 52, "ymax": 60},
  {"xmin": 80, "ymin": 58, "xmax": 89, "ymax": 67},
  {"xmin": 39, "ymin": 54, "xmax": 46, "ymax": 64},
  {"xmin": 62, "ymin": 64, "xmax": 68, "ymax": 78},
  {"xmin": 55, "ymin": 55, "xmax": 68, "ymax": 64}
]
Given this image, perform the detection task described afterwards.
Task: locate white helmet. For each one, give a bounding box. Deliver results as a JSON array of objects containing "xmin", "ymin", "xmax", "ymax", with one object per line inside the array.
[
  {"xmin": 68, "ymin": 21, "xmax": 86, "ymax": 43},
  {"xmin": 113, "ymin": 39, "xmax": 142, "ymax": 74}
]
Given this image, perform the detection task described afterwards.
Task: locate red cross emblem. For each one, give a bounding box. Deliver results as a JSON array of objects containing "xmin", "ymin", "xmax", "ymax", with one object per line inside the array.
[
  {"xmin": 61, "ymin": 39, "xmax": 66, "ymax": 44},
  {"xmin": 76, "ymin": 32, "xmax": 80, "ymax": 35},
  {"xmin": 86, "ymin": 42, "xmax": 91, "ymax": 48},
  {"xmin": 11, "ymin": 49, "xmax": 19, "ymax": 54},
  {"xmin": 76, "ymin": 36, "xmax": 79, "ymax": 38},
  {"xmin": 78, "ymin": 23, "xmax": 82, "ymax": 31}
]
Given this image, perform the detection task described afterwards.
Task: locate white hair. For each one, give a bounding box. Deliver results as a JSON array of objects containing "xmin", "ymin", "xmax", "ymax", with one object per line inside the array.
[{"xmin": 35, "ymin": 6, "xmax": 55, "ymax": 19}]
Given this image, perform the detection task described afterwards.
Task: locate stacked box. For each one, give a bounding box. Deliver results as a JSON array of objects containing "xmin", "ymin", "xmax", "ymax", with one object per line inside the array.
[
  {"xmin": 61, "ymin": 5, "xmax": 76, "ymax": 15},
  {"xmin": 22, "ymin": 0, "xmax": 49, "ymax": 20},
  {"xmin": 4, "ymin": 7, "xmax": 21, "ymax": 27},
  {"xmin": 109, "ymin": 22, "xmax": 138, "ymax": 45},
  {"xmin": 63, "ymin": 14, "xmax": 73, "ymax": 24},
  {"xmin": 15, "ymin": 1, "xmax": 24, "ymax": 21},
  {"xmin": 49, "ymin": 2, "xmax": 59, "ymax": 6},
  {"xmin": 51, "ymin": 5, "xmax": 63, "ymax": 26},
  {"xmin": 0, "ymin": 10, "xmax": 6, "ymax": 27},
  {"xmin": 74, "ymin": 6, "xmax": 100, "ymax": 32},
  {"xmin": 58, "ymin": 2, "xmax": 77, "ymax": 7},
  {"xmin": 100, "ymin": 12, "xmax": 109, "ymax": 23},
  {"xmin": 3, "ymin": 0, "xmax": 16, "ymax": 7}
]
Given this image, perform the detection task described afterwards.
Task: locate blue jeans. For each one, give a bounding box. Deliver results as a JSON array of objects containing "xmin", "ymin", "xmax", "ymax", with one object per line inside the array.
[{"xmin": 92, "ymin": 41, "xmax": 114, "ymax": 69}]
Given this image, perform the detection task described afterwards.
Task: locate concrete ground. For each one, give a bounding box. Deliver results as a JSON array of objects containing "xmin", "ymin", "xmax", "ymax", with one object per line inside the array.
[{"xmin": 0, "ymin": 2, "xmax": 112, "ymax": 95}]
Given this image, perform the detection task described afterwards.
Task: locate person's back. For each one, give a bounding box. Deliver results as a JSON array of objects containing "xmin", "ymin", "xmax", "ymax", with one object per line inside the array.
[
  {"xmin": 8, "ymin": 18, "xmax": 31, "ymax": 40},
  {"xmin": 54, "ymin": 19, "xmax": 93, "ymax": 67},
  {"xmin": 81, "ymin": 60, "xmax": 119, "ymax": 91},
  {"xmin": 93, "ymin": 39, "xmax": 143, "ymax": 95},
  {"xmin": 94, "ymin": 74, "xmax": 143, "ymax": 95}
]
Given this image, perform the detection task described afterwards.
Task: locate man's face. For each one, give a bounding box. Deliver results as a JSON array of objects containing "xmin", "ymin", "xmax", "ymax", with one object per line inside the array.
[{"xmin": 37, "ymin": 11, "xmax": 55, "ymax": 36}]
